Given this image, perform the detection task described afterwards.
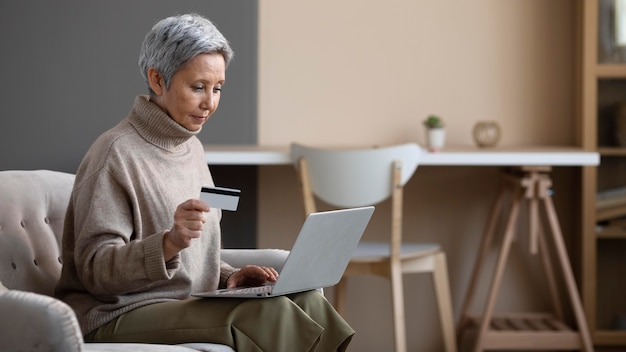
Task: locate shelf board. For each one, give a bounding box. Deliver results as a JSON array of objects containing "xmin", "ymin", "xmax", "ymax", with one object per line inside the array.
[
  {"xmin": 596, "ymin": 204, "xmax": 626, "ymax": 221},
  {"xmin": 595, "ymin": 208, "xmax": 626, "ymax": 237},
  {"xmin": 598, "ymin": 147, "xmax": 626, "ymax": 156},
  {"xmin": 597, "ymin": 64, "xmax": 626, "ymax": 78},
  {"xmin": 596, "ymin": 226, "xmax": 626, "ymax": 239},
  {"xmin": 593, "ymin": 330, "xmax": 626, "ymax": 345}
]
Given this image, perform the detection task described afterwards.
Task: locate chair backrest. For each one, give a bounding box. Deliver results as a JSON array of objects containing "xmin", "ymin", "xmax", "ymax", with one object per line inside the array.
[
  {"xmin": 0, "ymin": 170, "xmax": 75, "ymax": 296},
  {"xmin": 291, "ymin": 143, "xmax": 421, "ymax": 258},
  {"xmin": 290, "ymin": 143, "xmax": 421, "ymax": 208}
]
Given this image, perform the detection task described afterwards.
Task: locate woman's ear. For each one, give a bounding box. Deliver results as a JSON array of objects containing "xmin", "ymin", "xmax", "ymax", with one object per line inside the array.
[{"xmin": 147, "ymin": 67, "xmax": 165, "ymax": 96}]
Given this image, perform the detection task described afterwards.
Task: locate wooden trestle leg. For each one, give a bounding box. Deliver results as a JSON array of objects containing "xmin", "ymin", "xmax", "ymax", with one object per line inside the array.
[{"xmin": 458, "ymin": 167, "xmax": 594, "ymax": 352}]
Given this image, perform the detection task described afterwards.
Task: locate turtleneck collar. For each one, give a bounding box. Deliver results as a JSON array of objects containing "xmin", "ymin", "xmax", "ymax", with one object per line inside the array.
[{"xmin": 127, "ymin": 95, "xmax": 201, "ymax": 152}]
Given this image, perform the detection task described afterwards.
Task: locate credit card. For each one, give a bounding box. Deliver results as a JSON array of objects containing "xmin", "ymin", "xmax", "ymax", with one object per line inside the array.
[{"xmin": 200, "ymin": 186, "xmax": 241, "ymax": 211}]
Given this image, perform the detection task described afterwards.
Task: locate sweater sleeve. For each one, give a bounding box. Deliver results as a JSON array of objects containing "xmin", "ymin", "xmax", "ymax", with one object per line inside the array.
[
  {"xmin": 144, "ymin": 230, "xmax": 181, "ymax": 279},
  {"xmin": 218, "ymin": 261, "xmax": 239, "ymax": 288},
  {"xmin": 71, "ymin": 170, "xmax": 179, "ymax": 296}
]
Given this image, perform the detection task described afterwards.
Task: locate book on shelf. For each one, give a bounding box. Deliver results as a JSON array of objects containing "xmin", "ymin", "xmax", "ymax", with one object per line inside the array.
[
  {"xmin": 596, "ymin": 186, "xmax": 626, "ymax": 210},
  {"xmin": 596, "ymin": 186, "xmax": 626, "ymax": 221}
]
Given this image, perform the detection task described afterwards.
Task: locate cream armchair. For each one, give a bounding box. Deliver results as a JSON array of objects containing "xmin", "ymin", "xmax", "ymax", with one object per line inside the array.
[{"xmin": 0, "ymin": 170, "xmax": 289, "ymax": 352}]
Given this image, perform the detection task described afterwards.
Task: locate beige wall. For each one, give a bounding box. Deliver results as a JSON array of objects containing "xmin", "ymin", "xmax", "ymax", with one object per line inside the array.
[
  {"xmin": 256, "ymin": 1, "xmax": 579, "ymax": 351},
  {"xmin": 258, "ymin": 0, "xmax": 575, "ymax": 147}
]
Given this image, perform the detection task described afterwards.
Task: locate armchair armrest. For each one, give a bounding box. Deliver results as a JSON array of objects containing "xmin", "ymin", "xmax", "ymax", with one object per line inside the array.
[
  {"xmin": 0, "ymin": 290, "xmax": 83, "ymax": 352},
  {"xmin": 220, "ymin": 249, "xmax": 289, "ymax": 271}
]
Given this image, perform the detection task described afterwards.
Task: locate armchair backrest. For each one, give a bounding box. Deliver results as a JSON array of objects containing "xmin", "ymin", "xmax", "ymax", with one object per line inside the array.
[{"xmin": 0, "ymin": 170, "xmax": 74, "ymax": 296}]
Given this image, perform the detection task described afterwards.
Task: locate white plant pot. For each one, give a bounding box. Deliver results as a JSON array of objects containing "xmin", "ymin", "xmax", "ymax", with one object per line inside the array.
[{"xmin": 426, "ymin": 128, "xmax": 446, "ymax": 151}]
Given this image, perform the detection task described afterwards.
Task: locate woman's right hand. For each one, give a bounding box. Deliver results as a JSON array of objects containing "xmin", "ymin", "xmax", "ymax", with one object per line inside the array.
[{"xmin": 163, "ymin": 199, "xmax": 210, "ymax": 261}]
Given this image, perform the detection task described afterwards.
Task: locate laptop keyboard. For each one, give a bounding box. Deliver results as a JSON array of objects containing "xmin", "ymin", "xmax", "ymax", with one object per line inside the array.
[{"xmin": 215, "ymin": 285, "xmax": 273, "ymax": 296}]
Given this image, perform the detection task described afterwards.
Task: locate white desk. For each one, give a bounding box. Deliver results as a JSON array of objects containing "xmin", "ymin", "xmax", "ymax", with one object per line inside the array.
[
  {"xmin": 204, "ymin": 145, "xmax": 600, "ymax": 166},
  {"xmin": 204, "ymin": 145, "xmax": 292, "ymax": 165},
  {"xmin": 205, "ymin": 144, "xmax": 600, "ymax": 350}
]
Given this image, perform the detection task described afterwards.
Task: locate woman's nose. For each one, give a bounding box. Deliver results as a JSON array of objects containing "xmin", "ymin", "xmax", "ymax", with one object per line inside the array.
[{"xmin": 201, "ymin": 94, "xmax": 218, "ymax": 113}]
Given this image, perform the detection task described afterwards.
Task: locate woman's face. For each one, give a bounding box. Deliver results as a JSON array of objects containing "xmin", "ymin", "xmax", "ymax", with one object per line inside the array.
[{"xmin": 149, "ymin": 53, "xmax": 226, "ymax": 131}]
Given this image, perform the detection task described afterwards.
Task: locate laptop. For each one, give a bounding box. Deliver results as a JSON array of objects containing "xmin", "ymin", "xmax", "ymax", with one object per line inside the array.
[{"xmin": 192, "ymin": 206, "xmax": 375, "ymax": 298}]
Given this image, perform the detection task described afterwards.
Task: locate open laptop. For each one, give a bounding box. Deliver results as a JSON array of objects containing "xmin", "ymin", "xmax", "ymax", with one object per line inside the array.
[{"xmin": 192, "ymin": 206, "xmax": 375, "ymax": 298}]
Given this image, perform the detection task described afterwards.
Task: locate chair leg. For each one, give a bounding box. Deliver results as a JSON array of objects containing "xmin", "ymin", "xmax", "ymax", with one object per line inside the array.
[
  {"xmin": 432, "ymin": 252, "xmax": 458, "ymax": 352},
  {"xmin": 334, "ymin": 277, "xmax": 347, "ymax": 315},
  {"xmin": 390, "ymin": 264, "xmax": 407, "ymax": 352}
]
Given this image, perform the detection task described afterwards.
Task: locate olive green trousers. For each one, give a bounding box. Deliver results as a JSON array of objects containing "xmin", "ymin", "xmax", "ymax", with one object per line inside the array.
[{"xmin": 87, "ymin": 290, "xmax": 354, "ymax": 352}]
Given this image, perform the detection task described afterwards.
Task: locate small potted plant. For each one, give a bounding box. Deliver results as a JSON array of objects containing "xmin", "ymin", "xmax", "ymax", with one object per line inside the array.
[{"xmin": 423, "ymin": 114, "xmax": 446, "ymax": 151}]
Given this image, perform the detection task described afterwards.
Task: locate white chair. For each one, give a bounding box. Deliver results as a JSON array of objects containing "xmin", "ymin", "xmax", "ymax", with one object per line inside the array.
[{"xmin": 291, "ymin": 143, "xmax": 457, "ymax": 352}]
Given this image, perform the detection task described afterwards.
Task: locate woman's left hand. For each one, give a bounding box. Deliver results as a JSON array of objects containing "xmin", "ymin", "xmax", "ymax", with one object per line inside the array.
[{"xmin": 226, "ymin": 265, "xmax": 279, "ymax": 288}]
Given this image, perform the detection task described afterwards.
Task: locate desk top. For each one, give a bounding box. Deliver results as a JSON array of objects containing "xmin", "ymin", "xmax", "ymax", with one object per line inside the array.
[{"xmin": 204, "ymin": 145, "xmax": 600, "ymax": 167}]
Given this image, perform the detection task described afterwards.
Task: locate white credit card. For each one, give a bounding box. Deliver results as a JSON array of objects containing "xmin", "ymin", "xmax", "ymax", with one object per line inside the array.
[{"xmin": 200, "ymin": 186, "xmax": 241, "ymax": 211}]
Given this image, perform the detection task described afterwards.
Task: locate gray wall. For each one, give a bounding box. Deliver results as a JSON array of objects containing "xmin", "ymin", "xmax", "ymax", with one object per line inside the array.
[
  {"xmin": 0, "ymin": 0, "xmax": 257, "ymax": 173},
  {"xmin": 0, "ymin": 1, "xmax": 259, "ymax": 248}
]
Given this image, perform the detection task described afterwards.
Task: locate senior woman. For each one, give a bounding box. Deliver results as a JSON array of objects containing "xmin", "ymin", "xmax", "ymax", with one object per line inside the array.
[{"xmin": 54, "ymin": 13, "xmax": 354, "ymax": 352}]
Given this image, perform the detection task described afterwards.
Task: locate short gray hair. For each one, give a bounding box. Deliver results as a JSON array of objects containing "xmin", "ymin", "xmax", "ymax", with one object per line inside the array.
[{"xmin": 138, "ymin": 13, "xmax": 234, "ymax": 93}]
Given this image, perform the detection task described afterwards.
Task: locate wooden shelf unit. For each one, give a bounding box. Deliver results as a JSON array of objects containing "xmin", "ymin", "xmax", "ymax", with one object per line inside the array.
[
  {"xmin": 580, "ymin": 0, "xmax": 626, "ymax": 346},
  {"xmin": 596, "ymin": 65, "xmax": 626, "ymax": 77}
]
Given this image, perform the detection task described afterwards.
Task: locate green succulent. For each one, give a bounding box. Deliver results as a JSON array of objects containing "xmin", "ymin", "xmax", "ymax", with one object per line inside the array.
[{"xmin": 423, "ymin": 115, "xmax": 444, "ymax": 129}]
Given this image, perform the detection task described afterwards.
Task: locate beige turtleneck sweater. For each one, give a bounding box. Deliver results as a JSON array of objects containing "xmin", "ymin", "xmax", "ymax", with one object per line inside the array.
[{"xmin": 55, "ymin": 95, "xmax": 237, "ymax": 335}]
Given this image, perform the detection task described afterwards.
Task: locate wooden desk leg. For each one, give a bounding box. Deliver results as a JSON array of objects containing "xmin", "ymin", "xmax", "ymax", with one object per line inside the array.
[
  {"xmin": 457, "ymin": 183, "xmax": 508, "ymax": 342},
  {"xmin": 523, "ymin": 171, "xmax": 562, "ymax": 319},
  {"xmin": 540, "ymin": 177, "xmax": 594, "ymax": 352},
  {"xmin": 538, "ymin": 229, "xmax": 565, "ymax": 320},
  {"xmin": 460, "ymin": 168, "xmax": 594, "ymax": 352},
  {"xmin": 472, "ymin": 187, "xmax": 524, "ymax": 352}
]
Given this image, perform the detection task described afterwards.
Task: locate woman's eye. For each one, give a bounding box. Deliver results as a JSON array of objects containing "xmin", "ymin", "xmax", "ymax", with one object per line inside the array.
[
  {"xmin": 192, "ymin": 85, "xmax": 205, "ymax": 92},
  {"xmin": 213, "ymin": 86, "xmax": 222, "ymax": 93}
]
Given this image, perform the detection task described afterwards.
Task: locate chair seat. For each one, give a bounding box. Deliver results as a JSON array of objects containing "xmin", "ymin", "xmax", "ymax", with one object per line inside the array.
[{"xmin": 351, "ymin": 241, "xmax": 441, "ymax": 261}]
